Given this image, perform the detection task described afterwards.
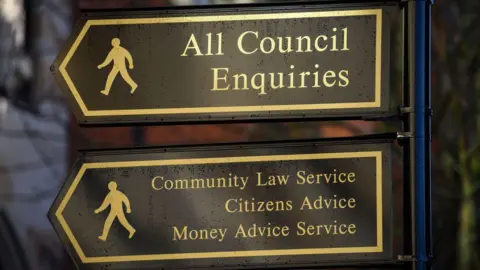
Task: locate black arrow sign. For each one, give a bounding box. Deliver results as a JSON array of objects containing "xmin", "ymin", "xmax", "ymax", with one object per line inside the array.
[
  {"xmin": 51, "ymin": 3, "xmax": 396, "ymax": 125},
  {"xmin": 49, "ymin": 139, "xmax": 394, "ymax": 269}
]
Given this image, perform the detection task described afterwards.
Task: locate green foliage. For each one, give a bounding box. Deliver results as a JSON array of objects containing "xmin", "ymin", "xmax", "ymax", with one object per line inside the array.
[{"xmin": 432, "ymin": 1, "xmax": 480, "ymax": 269}]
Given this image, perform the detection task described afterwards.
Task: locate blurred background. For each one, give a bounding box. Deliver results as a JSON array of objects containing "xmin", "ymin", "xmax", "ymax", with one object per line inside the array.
[{"xmin": 0, "ymin": 0, "xmax": 474, "ymax": 269}]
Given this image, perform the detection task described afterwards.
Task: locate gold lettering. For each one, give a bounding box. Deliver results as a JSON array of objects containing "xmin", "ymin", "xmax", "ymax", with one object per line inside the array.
[
  {"xmin": 227, "ymin": 197, "xmax": 293, "ymax": 213},
  {"xmin": 191, "ymin": 178, "xmax": 205, "ymax": 188},
  {"xmin": 296, "ymin": 36, "xmax": 312, "ymax": 52},
  {"xmin": 256, "ymin": 172, "xmax": 266, "ymax": 186},
  {"xmin": 313, "ymin": 64, "xmax": 320, "ymax": 88},
  {"xmin": 314, "ymin": 35, "xmax": 328, "ymax": 51},
  {"xmin": 260, "ymin": 37, "xmax": 275, "ymax": 54},
  {"xmin": 164, "ymin": 180, "xmax": 173, "ymax": 190},
  {"xmin": 181, "ymin": 34, "xmax": 203, "ymax": 56},
  {"xmin": 296, "ymin": 221, "xmax": 356, "ymax": 236},
  {"xmin": 233, "ymin": 73, "xmax": 249, "ymax": 90},
  {"xmin": 348, "ymin": 224, "xmax": 357, "ymax": 234},
  {"xmin": 251, "ymin": 73, "xmax": 266, "ymax": 95},
  {"xmin": 286, "ymin": 200, "xmax": 293, "ymax": 210},
  {"xmin": 323, "ymin": 70, "xmax": 337, "ymax": 87},
  {"xmin": 299, "ymin": 72, "xmax": 311, "ymax": 88},
  {"xmin": 175, "ymin": 179, "xmax": 189, "ymax": 189},
  {"xmin": 342, "ymin": 28, "xmax": 349, "ymax": 51},
  {"xmin": 198, "ymin": 229, "xmax": 209, "ymax": 239},
  {"xmin": 270, "ymin": 73, "xmax": 284, "ymax": 89},
  {"xmin": 206, "ymin": 33, "xmax": 213, "ymax": 56},
  {"xmin": 288, "ymin": 65, "xmax": 295, "ymax": 89},
  {"xmin": 300, "ymin": 196, "xmax": 313, "ymax": 210},
  {"xmin": 173, "ymin": 226, "xmax": 227, "ymax": 242},
  {"xmin": 348, "ymin": 172, "xmax": 356, "ymax": 182},
  {"xmin": 173, "ymin": 226, "xmax": 187, "ymax": 240},
  {"xmin": 296, "ymin": 170, "xmax": 306, "ymax": 184},
  {"xmin": 235, "ymin": 223, "xmax": 290, "ymax": 238},
  {"xmin": 296, "ymin": 221, "xmax": 307, "ymax": 236},
  {"xmin": 300, "ymin": 195, "xmax": 356, "ymax": 210},
  {"xmin": 234, "ymin": 28, "xmax": 346, "ymax": 55},
  {"xmin": 225, "ymin": 199, "xmax": 237, "ymax": 213},
  {"xmin": 278, "ymin": 37, "xmax": 293, "ymax": 53},
  {"xmin": 348, "ymin": 198, "xmax": 356, "ymax": 208},
  {"xmin": 217, "ymin": 32, "xmax": 224, "ymax": 55},
  {"xmin": 338, "ymin": 198, "xmax": 347, "ymax": 208},
  {"xmin": 339, "ymin": 70, "xmax": 349, "ymax": 87},
  {"xmin": 265, "ymin": 201, "xmax": 274, "ymax": 211},
  {"xmin": 235, "ymin": 224, "xmax": 247, "ymax": 238},
  {"xmin": 238, "ymin": 31, "xmax": 258, "ymax": 55},
  {"xmin": 331, "ymin": 27, "xmax": 339, "ymax": 51},
  {"xmin": 151, "ymin": 176, "xmax": 164, "ymax": 190},
  {"xmin": 211, "ymin": 68, "xmax": 230, "ymax": 91}
]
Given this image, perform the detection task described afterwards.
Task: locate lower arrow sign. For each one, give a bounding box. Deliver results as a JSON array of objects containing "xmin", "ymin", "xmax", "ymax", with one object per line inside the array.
[{"xmin": 49, "ymin": 139, "xmax": 394, "ymax": 269}]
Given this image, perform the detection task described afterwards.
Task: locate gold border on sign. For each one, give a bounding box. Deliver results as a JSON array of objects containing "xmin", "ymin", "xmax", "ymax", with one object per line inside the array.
[
  {"xmin": 55, "ymin": 151, "xmax": 383, "ymax": 263},
  {"xmin": 59, "ymin": 9, "xmax": 383, "ymax": 117}
]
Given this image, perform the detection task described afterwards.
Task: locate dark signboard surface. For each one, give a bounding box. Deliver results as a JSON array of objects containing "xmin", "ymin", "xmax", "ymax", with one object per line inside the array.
[
  {"xmin": 49, "ymin": 140, "xmax": 394, "ymax": 269},
  {"xmin": 52, "ymin": 3, "xmax": 396, "ymax": 125}
]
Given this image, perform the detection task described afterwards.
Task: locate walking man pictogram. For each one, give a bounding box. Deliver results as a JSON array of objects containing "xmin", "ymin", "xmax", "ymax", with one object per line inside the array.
[
  {"xmin": 94, "ymin": 181, "xmax": 136, "ymax": 241},
  {"xmin": 97, "ymin": 38, "xmax": 138, "ymax": 96}
]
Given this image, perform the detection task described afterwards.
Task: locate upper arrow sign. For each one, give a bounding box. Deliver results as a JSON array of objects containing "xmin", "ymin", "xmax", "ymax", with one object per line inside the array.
[{"xmin": 52, "ymin": 3, "xmax": 395, "ymax": 125}]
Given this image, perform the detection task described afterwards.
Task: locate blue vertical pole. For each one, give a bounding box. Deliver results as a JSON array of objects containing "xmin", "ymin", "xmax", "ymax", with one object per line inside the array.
[
  {"xmin": 414, "ymin": 1, "xmax": 427, "ymax": 268},
  {"xmin": 407, "ymin": 0, "xmax": 431, "ymax": 269}
]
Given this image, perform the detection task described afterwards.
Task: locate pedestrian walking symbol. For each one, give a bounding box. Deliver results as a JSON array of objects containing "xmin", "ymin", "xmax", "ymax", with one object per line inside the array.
[
  {"xmin": 97, "ymin": 38, "xmax": 138, "ymax": 96},
  {"xmin": 94, "ymin": 181, "xmax": 136, "ymax": 241}
]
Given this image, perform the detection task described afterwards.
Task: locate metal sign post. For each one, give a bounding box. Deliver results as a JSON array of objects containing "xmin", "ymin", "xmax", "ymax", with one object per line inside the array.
[
  {"xmin": 48, "ymin": 1, "xmax": 433, "ymax": 269},
  {"xmin": 403, "ymin": 0, "xmax": 433, "ymax": 269}
]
